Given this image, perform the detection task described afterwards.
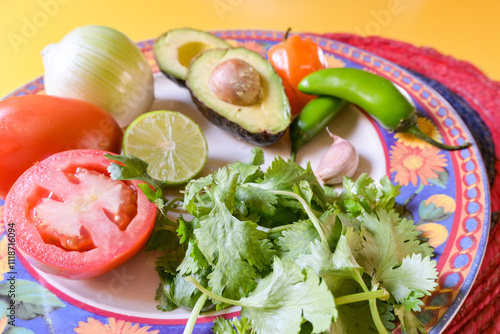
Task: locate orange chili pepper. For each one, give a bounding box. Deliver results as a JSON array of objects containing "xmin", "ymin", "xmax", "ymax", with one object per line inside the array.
[{"xmin": 268, "ymin": 30, "xmax": 329, "ymax": 116}]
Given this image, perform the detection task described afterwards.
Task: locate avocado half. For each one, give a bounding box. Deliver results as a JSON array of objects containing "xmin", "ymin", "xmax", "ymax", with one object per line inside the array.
[
  {"xmin": 186, "ymin": 48, "xmax": 291, "ymax": 146},
  {"xmin": 153, "ymin": 28, "xmax": 232, "ymax": 86}
]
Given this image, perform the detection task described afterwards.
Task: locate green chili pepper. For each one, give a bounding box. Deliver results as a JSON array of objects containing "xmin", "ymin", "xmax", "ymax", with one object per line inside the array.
[
  {"xmin": 289, "ymin": 96, "xmax": 346, "ymax": 161},
  {"xmin": 298, "ymin": 67, "xmax": 471, "ymax": 151}
]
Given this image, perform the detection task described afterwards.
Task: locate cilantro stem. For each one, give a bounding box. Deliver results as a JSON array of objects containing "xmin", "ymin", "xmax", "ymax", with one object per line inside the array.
[
  {"xmin": 368, "ymin": 284, "xmax": 389, "ymax": 334},
  {"xmin": 272, "ymin": 190, "xmax": 328, "ymax": 245},
  {"xmin": 166, "ymin": 197, "xmax": 184, "ymax": 210},
  {"xmin": 186, "ymin": 276, "xmax": 244, "ymax": 307},
  {"xmin": 183, "ymin": 293, "xmax": 208, "ymax": 334},
  {"xmin": 266, "ymin": 223, "xmax": 295, "ymax": 237},
  {"xmin": 350, "ymin": 274, "xmax": 389, "ymax": 334},
  {"xmin": 353, "ymin": 270, "xmax": 369, "ymax": 292},
  {"xmin": 334, "ymin": 289, "xmax": 389, "ymax": 306}
]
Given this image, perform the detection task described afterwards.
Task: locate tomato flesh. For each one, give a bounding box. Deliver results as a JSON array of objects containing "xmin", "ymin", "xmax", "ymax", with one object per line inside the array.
[
  {"xmin": 30, "ymin": 167, "xmax": 138, "ymax": 252},
  {"xmin": 0, "ymin": 95, "xmax": 123, "ymax": 199},
  {"xmin": 4, "ymin": 149, "xmax": 157, "ymax": 279}
]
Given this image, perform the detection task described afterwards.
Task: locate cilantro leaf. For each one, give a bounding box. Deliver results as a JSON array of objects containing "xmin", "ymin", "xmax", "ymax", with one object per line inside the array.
[
  {"xmin": 155, "ymin": 238, "xmax": 212, "ymax": 311},
  {"xmin": 394, "ymin": 304, "xmax": 427, "ymax": 334},
  {"xmin": 207, "ymin": 251, "xmax": 259, "ymax": 306},
  {"xmin": 170, "ymin": 270, "xmax": 211, "ymax": 310},
  {"xmin": 194, "ymin": 193, "xmax": 276, "ymax": 300},
  {"xmin": 212, "ymin": 317, "xmax": 252, "ymax": 334},
  {"xmin": 353, "ymin": 208, "xmax": 438, "ymax": 317},
  {"xmin": 318, "ymin": 208, "xmax": 343, "ymax": 251},
  {"xmin": 296, "ymin": 235, "xmax": 364, "ymax": 294},
  {"xmin": 105, "ymin": 154, "xmax": 166, "ymax": 210},
  {"xmin": 357, "ymin": 209, "xmax": 434, "ymax": 284},
  {"xmin": 248, "ymin": 147, "xmax": 265, "ymax": 166},
  {"xmin": 337, "ymin": 174, "xmax": 400, "ymax": 217},
  {"xmin": 212, "ymin": 166, "xmax": 240, "ymax": 212},
  {"xmin": 177, "ymin": 215, "xmax": 197, "ymax": 244},
  {"xmin": 257, "ymin": 157, "xmax": 327, "ymax": 208},
  {"xmin": 183, "ymin": 174, "xmax": 214, "ymax": 216},
  {"xmin": 392, "ymin": 215, "xmax": 434, "ymax": 259},
  {"xmin": 343, "ymin": 223, "xmax": 364, "ymax": 259},
  {"xmin": 155, "ymin": 270, "xmax": 178, "ymax": 312},
  {"xmin": 177, "ymin": 239, "xmax": 208, "ymax": 276},
  {"xmin": 381, "ymin": 253, "xmax": 438, "ymax": 305},
  {"xmin": 276, "ymin": 220, "xmax": 319, "ymax": 260},
  {"xmin": 212, "ymin": 317, "xmax": 238, "ymax": 334},
  {"xmin": 189, "ymin": 257, "xmax": 336, "ymax": 334},
  {"xmin": 401, "ymin": 290, "xmax": 426, "ymax": 313},
  {"xmin": 330, "ymin": 300, "xmax": 395, "ymax": 334},
  {"xmin": 238, "ymin": 258, "xmax": 336, "ymax": 334},
  {"xmin": 145, "ymin": 209, "xmax": 181, "ymax": 253},
  {"xmin": 235, "ymin": 184, "xmax": 277, "ymax": 219},
  {"xmin": 229, "ymin": 161, "xmax": 263, "ymax": 184}
]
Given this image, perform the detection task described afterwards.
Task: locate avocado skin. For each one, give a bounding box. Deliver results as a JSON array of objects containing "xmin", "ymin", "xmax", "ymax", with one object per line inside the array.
[
  {"xmin": 153, "ymin": 28, "xmax": 232, "ymax": 88},
  {"xmin": 159, "ymin": 69, "xmax": 186, "ymax": 87},
  {"xmin": 189, "ymin": 90, "xmax": 286, "ymax": 146}
]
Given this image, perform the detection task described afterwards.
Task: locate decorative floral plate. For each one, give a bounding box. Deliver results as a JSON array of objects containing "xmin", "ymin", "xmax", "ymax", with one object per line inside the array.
[{"xmin": 0, "ymin": 30, "xmax": 490, "ymax": 334}]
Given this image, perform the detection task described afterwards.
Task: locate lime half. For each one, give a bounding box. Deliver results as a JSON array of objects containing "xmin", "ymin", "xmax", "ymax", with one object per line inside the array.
[{"xmin": 123, "ymin": 110, "xmax": 208, "ymax": 185}]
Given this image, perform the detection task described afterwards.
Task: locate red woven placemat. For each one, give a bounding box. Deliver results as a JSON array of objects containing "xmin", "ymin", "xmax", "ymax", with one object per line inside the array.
[{"xmin": 320, "ymin": 33, "xmax": 500, "ymax": 334}]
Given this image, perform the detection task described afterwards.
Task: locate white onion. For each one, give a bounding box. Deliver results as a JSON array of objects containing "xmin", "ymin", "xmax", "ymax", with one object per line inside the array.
[{"xmin": 42, "ymin": 25, "xmax": 154, "ymax": 128}]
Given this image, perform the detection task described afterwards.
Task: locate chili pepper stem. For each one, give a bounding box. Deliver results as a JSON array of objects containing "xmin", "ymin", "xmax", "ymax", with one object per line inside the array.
[
  {"xmin": 290, "ymin": 150, "xmax": 297, "ymax": 162},
  {"xmin": 406, "ymin": 125, "xmax": 471, "ymax": 151},
  {"xmin": 283, "ymin": 27, "xmax": 292, "ymax": 40}
]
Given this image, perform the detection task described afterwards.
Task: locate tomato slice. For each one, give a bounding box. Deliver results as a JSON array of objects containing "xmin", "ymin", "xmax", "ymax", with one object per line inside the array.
[{"xmin": 4, "ymin": 149, "xmax": 157, "ymax": 279}]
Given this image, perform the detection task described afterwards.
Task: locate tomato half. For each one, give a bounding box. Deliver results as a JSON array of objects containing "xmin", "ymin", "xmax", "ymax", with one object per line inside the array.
[
  {"xmin": 4, "ymin": 149, "xmax": 157, "ymax": 279},
  {"xmin": 0, "ymin": 95, "xmax": 123, "ymax": 199}
]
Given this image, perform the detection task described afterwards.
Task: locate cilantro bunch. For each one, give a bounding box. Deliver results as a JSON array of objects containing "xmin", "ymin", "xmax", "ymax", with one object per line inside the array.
[{"xmin": 108, "ymin": 149, "xmax": 438, "ymax": 334}]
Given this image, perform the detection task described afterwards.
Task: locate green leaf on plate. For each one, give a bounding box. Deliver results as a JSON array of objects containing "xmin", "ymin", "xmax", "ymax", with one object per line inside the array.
[
  {"xmin": 4, "ymin": 326, "xmax": 37, "ymax": 334},
  {"xmin": 0, "ymin": 279, "xmax": 65, "ymax": 321},
  {"xmin": 418, "ymin": 200, "xmax": 453, "ymax": 223}
]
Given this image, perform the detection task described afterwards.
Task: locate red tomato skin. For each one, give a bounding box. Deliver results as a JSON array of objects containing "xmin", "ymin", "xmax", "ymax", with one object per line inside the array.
[
  {"xmin": 0, "ymin": 95, "xmax": 123, "ymax": 199},
  {"xmin": 4, "ymin": 149, "xmax": 157, "ymax": 280}
]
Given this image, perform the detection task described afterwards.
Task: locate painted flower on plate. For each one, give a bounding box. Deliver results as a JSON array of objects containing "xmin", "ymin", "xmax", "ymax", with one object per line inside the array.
[
  {"xmin": 325, "ymin": 54, "xmax": 345, "ymax": 68},
  {"xmin": 419, "ymin": 194, "xmax": 456, "ymax": 223},
  {"xmin": 0, "ymin": 315, "xmax": 6, "ymax": 333},
  {"xmin": 394, "ymin": 117, "xmax": 443, "ymax": 149},
  {"xmin": 143, "ymin": 49, "xmax": 159, "ymax": 73},
  {"xmin": 0, "ymin": 236, "xmax": 9, "ymax": 281},
  {"xmin": 74, "ymin": 317, "xmax": 159, "ymax": 334},
  {"xmin": 416, "ymin": 223, "xmax": 449, "ymax": 248},
  {"xmin": 424, "ymin": 194, "xmax": 456, "ymax": 212},
  {"xmin": 390, "ymin": 141, "xmax": 447, "ymax": 186},
  {"xmin": 0, "ymin": 205, "xmax": 4, "ymax": 235},
  {"xmin": 232, "ymin": 40, "xmax": 266, "ymax": 55}
]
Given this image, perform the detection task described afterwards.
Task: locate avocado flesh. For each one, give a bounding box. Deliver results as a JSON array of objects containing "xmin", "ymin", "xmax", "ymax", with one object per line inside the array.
[
  {"xmin": 186, "ymin": 48, "xmax": 291, "ymax": 146},
  {"xmin": 153, "ymin": 28, "xmax": 232, "ymax": 86}
]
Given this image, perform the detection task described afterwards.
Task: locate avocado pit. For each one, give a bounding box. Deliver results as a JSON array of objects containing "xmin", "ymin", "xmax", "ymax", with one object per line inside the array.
[{"xmin": 209, "ymin": 58, "xmax": 262, "ymax": 106}]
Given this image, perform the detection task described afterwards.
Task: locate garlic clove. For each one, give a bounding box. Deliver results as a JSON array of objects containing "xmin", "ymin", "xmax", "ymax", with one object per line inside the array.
[{"xmin": 315, "ymin": 129, "xmax": 359, "ymax": 185}]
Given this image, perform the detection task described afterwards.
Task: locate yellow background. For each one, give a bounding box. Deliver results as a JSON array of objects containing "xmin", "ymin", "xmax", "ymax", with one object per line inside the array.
[{"xmin": 1, "ymin": 0, "xmax": 499, "ymax": 98}]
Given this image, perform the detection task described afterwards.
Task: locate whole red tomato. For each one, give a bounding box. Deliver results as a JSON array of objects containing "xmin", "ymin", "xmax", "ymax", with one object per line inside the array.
[
  {"xmin": 0, "ymin": 95, "xmax": 123, "ymax": 198},
  {"xmin": 4, "ymin": 149, "xmax": 157, "ymax": 279}
]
